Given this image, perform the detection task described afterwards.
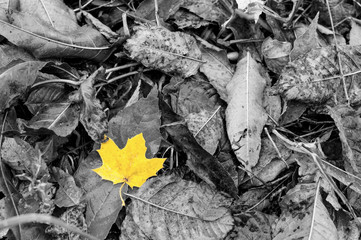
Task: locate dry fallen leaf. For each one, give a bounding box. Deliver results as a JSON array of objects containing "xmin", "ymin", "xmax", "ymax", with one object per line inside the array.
[
  {"xmin": 93, "ymin": 133, "xmax": 166, "ymax": 205},
  {"xmin": 121, "ymin": 174, "xmax": 234, "ymax": 240},
  {"xmin": 226, "ymin": 52, "xmax": 268, "ymax": 171},
  {"xmin": 124, "ymin": 25, "xmax": 202, "ymax": 77},
  {"xmin": 273, "ymin": 182, "xmax": 338, "ymax": 240}
]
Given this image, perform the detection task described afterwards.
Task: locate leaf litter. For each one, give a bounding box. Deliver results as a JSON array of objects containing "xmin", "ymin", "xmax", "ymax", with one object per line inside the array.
[{"xmin": 1, "ymin": 0, "xmax": 361, "ymax": 239}]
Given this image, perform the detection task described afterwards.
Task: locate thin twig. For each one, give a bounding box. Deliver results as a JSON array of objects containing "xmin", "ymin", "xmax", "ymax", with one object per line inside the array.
[
  {"xmin": 74, "ymin": 0, "xmax": 95, "ymax": 12},
  {"xmin": 244, "ymin": 172, "xmax": 292, "ymax": 213},
  {"xmin": 105, "ymin": 63, "xmax": 139, "ymax": 74},
  {"xmin": 105, "ymin": 69, "xmax": 150, "ymax": 85},
  {"xmin": 154, "ymin": 0, "xmax": 160, "ymax": 27},
  {"xmin": 0, "ymin": 214, "xmax": 99, "ymax": 240},
  {"xmin": 264, "ymin": 127, "xmax": 288, "ymax": 168},
  {"xmin": 308, "ymin": 179, "xmax": 321, "ymax": 239},
  {"xmin": 123, "ymin": 193, "xmax": 203, "ymax": 220},
  {"xmin": 194, "ymin": 106, "xmax": 221, "ymax": 137},
  {"xmin": 325, "ymin": 0, "xmax": 350, "ymax": 105},
  {"xmin": 31, "ymin": 79, "xmax": 83, "ymax": 89},
  {"xmin": 312, "ymin": 69, "xmax": 361, "ymax": 83},
  {"xmin": 116, "ymin": 7, "xmax": 154, "ymax": 25},
  {"xmin": 39, "ymin": 0, "xmax": 55, "ymax": 28}
]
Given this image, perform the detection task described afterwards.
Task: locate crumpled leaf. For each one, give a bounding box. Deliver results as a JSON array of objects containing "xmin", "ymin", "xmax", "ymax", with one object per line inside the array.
[
  {"xmin": 79, "ymin": 68, "xmax": 108, "ymax": 142},
  {"xmin": 74, "ymin": 151, "xmax": 124, "ymax": 240},
  {"xmin": 93, "ymin": 133, "xmax": 166, "ymax": 205},
  {"xmin": 120, "ymin": 174, "xmax": 234, "ymax": 240},
  {"xmin": 274, "ymin": 45, "xmax": 361, "ymax": 105},
  {"xmin": 0, "ymin": 61, "xmax": 48, "ymax": 112},
  {"xmin": 237, "ymin": 0, "xmax": 265, "ymax": 22},
  {"xmin": 108, "ymin": 86, "xmax": 162, "ymax": 158},
  {"xmin": 125, "ymin": 25, "xmax": 202, "ymax": 77},
  {"xmin": 0, "ymin": 0, "xmax": 114, "ymax": 62},
  {"xmin": 261, "ymin": 37, "xmax": 291, "ymax": 74},
  {"xmin": 273, "ymin": 182, "xmax": 338, "ymax": 240},
  {"xmin": 226, "ymin": 53, "xmax": 268, "ymax": 171},
  {"xmin": 52, "ymin": 167, "xmax": 83, "ymax": 208}
]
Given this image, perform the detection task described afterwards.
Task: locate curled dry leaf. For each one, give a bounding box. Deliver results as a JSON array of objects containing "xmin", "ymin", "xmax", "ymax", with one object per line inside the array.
[
  {"xmin": 226, "ymin": 53, "xmax": 267, "ymax": 171},
  {"xmin": 120, "ymin": 174, "xmax": 234, "ymax": 240},
  {"xmin": 79, "ymin": 68, "xmax": 108, "ymax": 142},
  {"xmin": 261, "ymin": 37, "xmax": 291, "ymax": 74},
  {"xmin": 124, "ymin": 25, "xmax": 202, "ymax": 77}
]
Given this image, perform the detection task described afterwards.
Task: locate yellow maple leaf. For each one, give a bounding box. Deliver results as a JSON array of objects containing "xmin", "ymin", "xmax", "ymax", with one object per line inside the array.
[{"xmin": 93, "ymin": 133, "xmax": 166, "ymax": 206}]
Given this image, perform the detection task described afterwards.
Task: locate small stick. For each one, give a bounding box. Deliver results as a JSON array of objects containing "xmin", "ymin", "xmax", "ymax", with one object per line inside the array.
[
  {"xmin": 264, "ymin": 127, "xmax": 288, "ymax": 168},
  {"xmin": 0, "ymin": 214, "xmax": 99, "ymax": 240},
  {"xmin": 154, "ymin": 0, "xmax": 160, "ymax": 27},
  {"xmin": 194, "ymin": 106, "xmax": 221, "ymax": 137},
  {"xmin": 325, "ymin": 0, "xmax": 350, "ymax": 105}
]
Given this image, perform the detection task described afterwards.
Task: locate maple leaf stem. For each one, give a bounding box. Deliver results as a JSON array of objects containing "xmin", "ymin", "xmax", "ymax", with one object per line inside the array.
[{"xmin": 119, "ymin": 182, "xmax": 127, "ymax": 206}]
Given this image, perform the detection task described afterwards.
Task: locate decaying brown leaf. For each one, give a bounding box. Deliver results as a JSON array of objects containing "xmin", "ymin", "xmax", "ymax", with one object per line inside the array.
[
  {"xmin": 125, "ymin": 25, "xmax": 202, "ymax": 77},
  {"xmin": 121, "ymin": 174, "xmax": 234, "ymax": 240},
  {"xmin": 0, "ymin": 0, "xmax": 115, "ymax": 62},
  {"xmin": 274, "ymin": 45, "xmax": 361, "ymax": 105},
  {"xmin": 273, "ymin": 182, "xmax": 338, "ymax": 240}
]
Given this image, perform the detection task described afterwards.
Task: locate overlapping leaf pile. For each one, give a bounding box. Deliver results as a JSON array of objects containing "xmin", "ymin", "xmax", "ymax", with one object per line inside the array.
[{"xmin": 1, "ymin": 0, "xmax": 361, "ymax": 239}]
